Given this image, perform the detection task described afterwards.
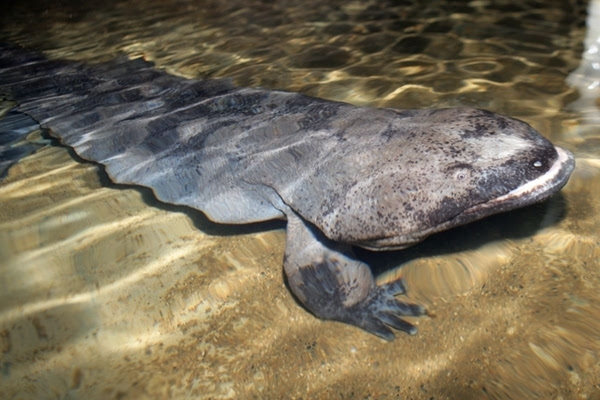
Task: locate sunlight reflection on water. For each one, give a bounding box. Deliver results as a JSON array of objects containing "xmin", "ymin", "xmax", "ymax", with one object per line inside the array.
[{"xmin": 0, "ymin": 0, "xmax": 599, "ymax": 399}]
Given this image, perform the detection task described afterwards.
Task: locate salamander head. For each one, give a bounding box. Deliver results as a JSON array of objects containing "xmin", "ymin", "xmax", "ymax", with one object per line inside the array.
[{"xmin": 317, "ymin": 108, "xmax": 575, "ymax": 250}]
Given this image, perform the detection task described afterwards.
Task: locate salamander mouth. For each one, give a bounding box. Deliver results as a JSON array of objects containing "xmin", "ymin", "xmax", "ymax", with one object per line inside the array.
[{"xmin": 457, "ymin": 146, "xmax": 575, "ymax": 220}]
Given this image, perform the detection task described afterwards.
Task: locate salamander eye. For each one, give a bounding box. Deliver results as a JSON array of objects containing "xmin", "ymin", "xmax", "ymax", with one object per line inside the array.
[
  {"xmin": 446, "ymin": 163, "xmax": 473, "ymax": 181},
  {"xmin": 453, "ymin": 168, "xmax": 470, "ymax": 181}
]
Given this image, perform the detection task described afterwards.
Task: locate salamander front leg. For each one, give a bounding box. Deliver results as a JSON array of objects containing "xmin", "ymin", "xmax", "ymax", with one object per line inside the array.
[{"xmin": 283, "ymin": 212, "xmax": 425, "ymax": 340}]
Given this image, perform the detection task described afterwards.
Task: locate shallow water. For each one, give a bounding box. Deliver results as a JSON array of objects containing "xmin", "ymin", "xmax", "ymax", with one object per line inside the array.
[{"xmin": 1, "ymin": 0, "xmax": 599, "ymax": 399}]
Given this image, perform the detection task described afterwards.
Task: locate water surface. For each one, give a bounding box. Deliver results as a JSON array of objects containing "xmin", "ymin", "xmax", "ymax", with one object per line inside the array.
[{"xmin": 1, "ymin": 0, "xmax": 599, "ymax": 399}]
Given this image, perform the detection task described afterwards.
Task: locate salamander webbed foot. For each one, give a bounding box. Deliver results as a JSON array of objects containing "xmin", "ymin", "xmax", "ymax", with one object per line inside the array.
[{"xmin": 284, "ymin": 211, "xmax": 426, "ymax": 340}]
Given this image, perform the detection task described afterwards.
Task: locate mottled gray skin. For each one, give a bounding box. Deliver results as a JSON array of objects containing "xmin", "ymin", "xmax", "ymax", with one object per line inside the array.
[{"xmin": 0, "ymin": 44, "xmax": 575, "ymax": 339}]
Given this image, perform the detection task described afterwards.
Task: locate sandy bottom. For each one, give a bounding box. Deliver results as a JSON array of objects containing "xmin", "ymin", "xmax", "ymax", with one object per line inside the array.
[{"xmin": 1, "ymin": 0, "xmax": 599, "ymax": 398}]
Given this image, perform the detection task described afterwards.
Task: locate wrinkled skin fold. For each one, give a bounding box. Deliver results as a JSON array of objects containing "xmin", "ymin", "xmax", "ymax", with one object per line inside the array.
[{"xmin": 0, "ymin": 43, "xmax": 575, "ymax": 339}]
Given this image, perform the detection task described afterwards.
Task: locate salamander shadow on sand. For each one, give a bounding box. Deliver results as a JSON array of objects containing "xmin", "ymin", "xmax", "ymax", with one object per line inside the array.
[{"xmin": 0, "ymin": 43, "xmax": 574, "ymax": 340}]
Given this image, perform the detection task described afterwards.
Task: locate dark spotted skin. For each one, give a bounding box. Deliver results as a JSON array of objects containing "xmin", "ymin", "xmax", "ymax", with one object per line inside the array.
[{"xmin": 0, "ymin": 43, "xmax": 575, "ymax": 339}]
